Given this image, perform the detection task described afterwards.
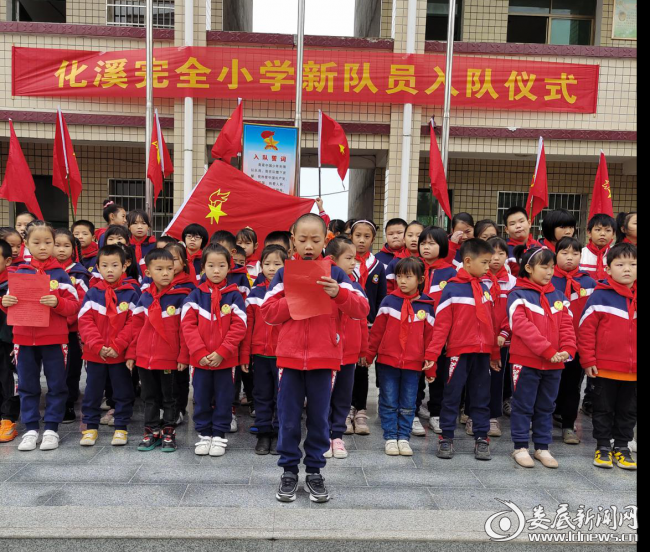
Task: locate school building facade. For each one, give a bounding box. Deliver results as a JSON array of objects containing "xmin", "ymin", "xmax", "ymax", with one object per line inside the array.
[{"xmin": 0, "ymin": 0, "xmax": 637, "ymax": 243}]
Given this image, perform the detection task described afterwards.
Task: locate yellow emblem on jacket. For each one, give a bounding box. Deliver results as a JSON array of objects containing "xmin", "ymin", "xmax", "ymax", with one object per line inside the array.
[
  {"xmin": 166, "ymin": 305, "xmax": 176, "ymax": 316},
  {"xmin": 50, "ymin": 280, "xmax": 59, "ymax": 290},
  {"xmin": 417, "ymin": 310, "xmax": 427, "ymax": 321},
  {"xmin": 70, "ymin": 277, "xmax": 76, "ymax": 285},
  {"xmin": 119, "ymin": 302, "xmax": 129, "ymax": 312},
  {"xmin": 580, "ymin": 288, "xmax": 587, "ymax": 297},
  {"xmin": 439, "ymin": 281, "xmax": 447, "ymax": 289},
  {"xmin": 484, "ymin": 291, "xmax": 491, "ymax": 301},
  {"xmin": 554, "ymin": 301, "xmax": 564, "ymax": 311},
  {"xmin": 221, "ymin": 304, "xmax": 231, "ymax": 315}
]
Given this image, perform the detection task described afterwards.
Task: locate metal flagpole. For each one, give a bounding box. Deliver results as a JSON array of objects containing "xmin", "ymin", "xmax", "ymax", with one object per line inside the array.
[
  {"xmin": 144, "ymin": 0, "xmax": 154, "ymax": 224},
  {"xmin": 294, "ymin": 0, "xmax": 306, "ymax": 196},
  {"xmin": 317, "ymin": 109, "xmax": 322, "ymax": 198},
  {"xmin": 439, "ymin": 0, "xmax": 456, "ymax": 228}
]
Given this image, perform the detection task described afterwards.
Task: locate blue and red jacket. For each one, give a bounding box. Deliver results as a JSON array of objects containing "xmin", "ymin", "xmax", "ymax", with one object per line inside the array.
[
  {"xmin": 200, "ymin": 263, "xmax": 251, "ymax": 299},
  {"xmin": 507, "ymin": 235, "xmax": 542, "ymax": 276},
  {"xmin": 186, "ymin": 249, "xmax": 203, "ymax": 284},
  {"xmin": 63, "ymin": 261, "xmax": 91, "ymax": 333},
  {"xmin": 482, "ymin": 267, "xmax": 518, "ymax": 344},
  {"xmin": 143, "ymin": 272, "xmax": 196, "ymax": 295},
  {"xmin": 181, "ymin": 280, "xmax": 247, "ymax": 369},
  {"xmin": 551, "ymin": 267, "xmax": 597, "ymax": 334},
  {"xmin": 130, "ymin": 236, "xmax": 157, "ymax": 279},
  {"xmin": 127, "ymin": 284, "xmax": 191, "ymax": 370},
  {"xmin": 80, "ymin": 242, "xmax": 99, "ymax": 272},
  {"xmin": 77, "ymin": 277, "xmax": 140, "ymax": 364},
  {"xmin": 578, "ymin": 280, "xmax": 637, "ymax": 376},
  {"xmin": 386, "ymin": 250, "xmax": 421, "ymax": 293},
  {"xmin": 375, "ymin": 244, "xmax": 406, "ymax": 270},
  {"xmin": 351, "ymin": 252, "xmax": 386, "ymax": 324},
  {"xmin": 3, "ymin": 257, "xmax": 80, "ymax": 346},
  {"xmin": 261, "ymin": 257, "xmax": 369, "ymax": 371},
  {"xmin": 90, "ymin": 272, "xmax": 142, "ymax": 298},
  {"xmin": 341, "ymin": 281, "xmax": 369, "ymax": 365},
  {"xmin": 423, "ymin": 260, "xmax": 458, "ymax": 308},
  {"xmin": 579, "ymin": 241, "xmax": 612, "ymax": 281},
  {"xmin": 444, "ymin": 241, "xmax": 463, "ymax": 271},
  {"xmin": 368, "ymin": 291, "xmax": 435, "ymax": 375},
  {"xmin": 241, "ymin": 280, "xmax": 278, "ymax": 365},
  {"xmin": 507, "ymin": 280, "xmax": 576, "ymax": 370}
]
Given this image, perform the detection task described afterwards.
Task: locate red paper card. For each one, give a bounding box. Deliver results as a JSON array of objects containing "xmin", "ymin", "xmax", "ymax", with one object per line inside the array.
[
  {"xmin": 284, "ymin": 260, "xmax": 332, "ymax": 321},
  {"xmin": 7, "ymin": 273, "xmax": 51, "ymax": 328}
]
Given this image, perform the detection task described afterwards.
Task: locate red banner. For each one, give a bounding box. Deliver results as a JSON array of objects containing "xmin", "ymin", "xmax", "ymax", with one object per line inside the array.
[{"xmin": 12, "ymin": 46, "xmax": 599, "ymax": 113}]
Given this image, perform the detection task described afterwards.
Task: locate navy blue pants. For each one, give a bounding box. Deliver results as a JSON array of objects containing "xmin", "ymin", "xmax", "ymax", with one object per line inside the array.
[
  {"xmin": 417, "ymin": 355, "xmax": 450, "ymax": 416},
  {"xmin": 440, "ymin": 353, "xmax": 491, "ymax": 440},
  {"xmin": 465, "ymin": 347, "xmax": 509, "ymax": 419},
  {"xmin": 16, "ymin": 344, "xmax": 68, "ymax": 432},
  {"xmin": 554, "ymin": 354, "xmax": 584, "ymax": 429},
  {"xmin": 329, "ymin": 363, "xmax": 355, "ymax": 439},
  {"xmin": 277, "ymin": 368, "xmax": 333, "ymax": 473},
  {"xmin": 252, "ymin": 356, "xmax": 279, "ymax": 435},
  {"xmin": 193, "ymin": 367, "xmax": 235, "ymax": 438},
  {"xmin": 82, "ymin": 362, "xmax": 135, "ymax": 431},
  {"xmin": 510, "ymin": 365, "xmax": 562, "ymax": 450},
  {"xmin": 377, "ymin": 363, "xmax": 420, "ymax": 441},
  {"xmin": 0, "ymin": 341, "xmax": 20, "ymax": 422},
  {"xmin": 65, "ymin": 332, "xmax": 83, "ymax": 408}
]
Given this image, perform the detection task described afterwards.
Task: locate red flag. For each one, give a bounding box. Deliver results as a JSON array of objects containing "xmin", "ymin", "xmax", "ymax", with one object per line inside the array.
[
  {"xmin": 589, "ymin": 151, "xmax": 614, "ymax": 219},
  {"xmin": 147, "ymin": 110, "xmax": 173, "ymax": 203},
  {"xmin": 165, "ymin": 159, "xmax": 314, "ymax": 246},
  {"xmin": 211, "ymin": 100, "xmax": 243, "ymax": 164},
  {"xmin": 52, "ymin": 108, "xmax": 83, "ymax": 213},
  {"xmin": 0, "ymin": 120, "xmax": 43, "ymax": 219},
  {"xmin": 319, "ymin": 111, "xmax": 350, "ymax": 181},
  {"xmin": 526, "ymin": 137, "xmax": 548, "ymax": 221},
  {"xmin": 428, "ymin": 118, "xmax": 452, "ymax": 220}
]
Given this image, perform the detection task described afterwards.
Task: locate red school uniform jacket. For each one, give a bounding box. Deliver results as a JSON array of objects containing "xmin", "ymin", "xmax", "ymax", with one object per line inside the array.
[
  {"xmin": 507, "ymin": 235, "xmax": 542, "ymax": 276},
  {"xmin": 260, "ymin": 257, "xmax": 370, "ymax": 371},
  {"xmin": 579, "ymin": 242, "xmax": 611, "ymax": 281},
  {"xmin": 482, "ymin": 268, "xmax": 518, "ymax": 344},
  {"xmin": 181, "ymin": 280, "xmax": 247, "ymax": 369},
  {"xmin": 2, "ymin": 257, "xmax": 80, "ymax": 346},
  {"xmin": 423, "ymin": 260, "xmax": 458, "ymax": 309},
  {"xmin": 127, "ymin": 284, "xmax": 191, "ymax": 370},
  {"xmin": 63, "ymin": 261, "xmax": 91, "ymax": 333},
  {"xmin": 240, "ymin": 279, "xmax": 279, "ymax": 365},
  {"xmin": 507, "ymin": 280, "xmax": 577, "ymax": 370},
  {"xmin": 77, "ymin": 277, "xmax": 140, "ymax": 364},
  {"xmin": 341, "ymin": 281, "xmax": 369, "ymax": 365},
  {"xmin": 551, "ymin": 267, "xmax": 597, "ymax": 335}
]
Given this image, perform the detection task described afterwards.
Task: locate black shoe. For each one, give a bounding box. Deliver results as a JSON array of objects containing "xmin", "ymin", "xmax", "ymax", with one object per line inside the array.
[
  {"xmin": 270, "ymin": 435, "xmax": 279, "ymax": 456},
  {"xmin": 255, "ymin": 434, "xmax": 272, "ymax": 455},
  {"xmin": 437, "ymin": 437, "xmax": 455, "ymax": 459},
  {"xmin": 474, "ymin": 437, "xmax": 492, "ymax": 461},
  {"xmin": 62, "ymin": 406, "xmax": 76, "ymax": 424},
  {"xmin": 304, "ymin": 474, "xmax": 330, "ymax": 503},
  {"xmin": 276, "ymin": 471, "xmax": 299, "ymax": 502},
  {"xmin": 137, "ymin": 428, "xmax": 162, "ymax": 451},
  {"xmin": 161, "ymin": 427, "xmax": 177, "ymax": 452}
]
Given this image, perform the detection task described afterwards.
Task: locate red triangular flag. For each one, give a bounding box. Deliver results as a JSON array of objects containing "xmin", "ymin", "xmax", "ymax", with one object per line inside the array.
[
  {"xmin": 429, "ymin": 118, "xmax": 452, "ymax": 220},
  {"xmin": 147, "ymin": 110, "xmax": 173, "ymax": 203},
  {"xmin": 0, "ymin": 120, "xmax": 43, "ymax": 219},
  {"xmin": 526, "ymin": 137, "xmax": 548, "ymax": 221},
  {"xmin": 589, "ymin": 151, "xmax": 614, "ymax": 219},
  {"xmin": 53, "ymin": 108, "xmax": 83, "ymax": 213},
  {"xmin": 165, "ymin": 160, "xmax": 314, "ymax": 246},
  {"xmin": 212, "ymin": 100, "xmax": 243, "ymax": 164},
  {"xmin": 319, "ymin": 111, "xmax": 350, "ymax": 181}
]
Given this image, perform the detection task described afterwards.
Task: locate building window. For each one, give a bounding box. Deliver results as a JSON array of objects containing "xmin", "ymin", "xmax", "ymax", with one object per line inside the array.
[
  {"xmin": 12, "ymin": 0, "xmax": 66, "ymax": 22},
  {"xmin": 109, "ymin": 178, "xmax": 174, "ymax": 236},
  {"xmin": 106, "ymin": 0, "xmax": 175, "ymax": 29},
  {"xmin": 426, "ymin": 0, "xmax": 462, "ymax": 41},
  {"xmin": 417, "ymin": 189, "xmax": 453, "ymax": 229},
  {"xmin": 507, "ymin": 0, "xmax": 596, "ymax": 45},
  {"xmin": 497, "ymin": 191, "xmax": 586, "ymax": 242}
]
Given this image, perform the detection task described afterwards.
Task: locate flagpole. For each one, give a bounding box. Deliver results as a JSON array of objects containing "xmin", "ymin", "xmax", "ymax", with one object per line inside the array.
[
  {"xmin": 67, "ymin": 175, "xmax": 76, "ymax": 224},
  {"xmin": 294, "ymin": 0, "xmax": 306, "ymax": 197},
  {"xmin": 237, "ymin": 97, "xmax": 243, "ymax": 171},
  {"xmin": 144, "ymin": 0, "xmax": 154, "ymax": 224},
  {"xmin": 317, "ymin": 109, "xmax": 322, "ymax": 198}
]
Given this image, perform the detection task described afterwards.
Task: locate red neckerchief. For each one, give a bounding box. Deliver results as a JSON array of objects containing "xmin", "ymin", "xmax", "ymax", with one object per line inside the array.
[
  {"xmin": 390, "ymin": 289, "xmax": 420, "ymax": 351},
  {"xmin": 586, "ymin": 241, "xmax": 611, "ymax": 280},
  {"xmin": 29, "ymin": 257, "xmax": 60, "ymax": 275},
  {"xmin": 200, "ymin": 279, "xmax": 238, "ymax": 335},
  {"xmin": 516, "ymin": 277, "xmax": 556, "ymax": 318},
  {"xmin": 396, "ymin": 248, "xmax": 419, "ymax": 259},
  {"xmin": 292, "ymin": 253, "xmax": 324, "ymax": 261},
  {"xmin": 171, "ymin": 272, "xmax": 194, "ymax": 288},
  {"xmin": 623, "ymin": 237, "xmax": 636, "ymax": 245},
  {"xmin": 146, "ymin": 284, "xmax": 175, "ymax": 344},
  {"xmin": 130, "ymin": 236, "xmax": 155, "ymax": 266},
  {"xmin": 484, "ymin": 266, "xmax": 509, "ymax": 306},
  {"xmin": 186, "ymin": 249, "xmax": 202, "ymax": 282},
  {"xmin": 508, "ymin": 234, "xmax": 539, "ymax": 249},
  {"xmin": 256, "ymin": 278, "xmax": 270, "ymax": 289},
  {"xmin": 94, "ymin": 227, "xmax": 107, "ymax": 242},
  {"xmin": 229, "ymin": 258, "xmax": 249, "ymax": 274},
  {"xmin": 355, "ymin": 251, "xmax": 371, "ymax": 288},
  {"xmin": 422, "ymin": 259, "xmax": 451, "ymax": 294},
  {"xmin": 599, "ymin": 279, "xmax": 637, "ymax": 322},
  {"xmin": 96, "ymin": 275, "xmax": 130, "ymax": 341},
  {"xmin": 541, "ymin": 239, "xmax": 556, "ymax": 253},
  {"xmin": 450, "ymin": 268, "xmax": 491, "ymax": 327},
  {"xmin": 380, "ymin": 244, "xmax": 406, "ymax": 257},
  {"xmin": 82, "ymin": 242, "xmax": 99, "ymax": 261},
  {"xmin": 554, "ymin": 266, "xmax": 584, "ymax": 298}
]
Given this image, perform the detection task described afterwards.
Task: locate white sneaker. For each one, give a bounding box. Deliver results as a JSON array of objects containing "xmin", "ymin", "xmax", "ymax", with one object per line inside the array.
[
  {"xmin": 18, "ymin": 430, "xmax": 39, "ymax": 451},
  {"xmin": 629, "ymin": 439, "xmax": 637, "ymax": 453},
  {"xmin": 194, "ymin": 435, "xmax": 212, "ymax": 456},
  {"xmin": 429, "ymin": 416, "xmax": 442, "ymax": 434},
  {"xmin": 209, "ymin": 437, "xmax": 228, "ymax": 457},
  {"xmin": 398, "ymin": 440, "xmax": 413, "ymax": 456},
  {"xmin": 465, "ymin": 418, "xmax": 474, "ymax": 436},
  {"xmin": 385, "ymin": 439, "xmax": 399, "ymax": 456},
  {"xmin": 40, "ymin": 430, "xmax": 60, "ymax": 451},
  {"xmin": 417, "ymin": 406, "xmax": 431, "ymax": 420},
  {"xmin": 229, "ymin": 414, "xmax": 238, "ymax": 433},
  {"xmin": 100, "ymin": 399, "xmax": 110, "ymax": 411},
  {"xmin": 324, "ymin": 440, "xmax": 333, "ymax": 458},
  {"xmin": 100, "ymin": 409, "xmax": 115, "ymax": 426},
  {"xmin": 411, "ymin": 418, "xmax": 426, "ymax": 437}
]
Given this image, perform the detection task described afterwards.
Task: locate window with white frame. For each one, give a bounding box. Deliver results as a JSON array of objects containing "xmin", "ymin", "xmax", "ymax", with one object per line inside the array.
[
  {"xmin": 109, "ymin": 178, "xmax": 174, "ymax": 236},
  {"xmin": 107, "ymin": 0, "xmax": 174, "ymax": 28}
]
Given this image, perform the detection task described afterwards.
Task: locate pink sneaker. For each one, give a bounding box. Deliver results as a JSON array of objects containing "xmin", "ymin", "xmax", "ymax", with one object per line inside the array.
[{"xmin": 332, "ymin": 438, "xmax": 348, "ymax": 459}]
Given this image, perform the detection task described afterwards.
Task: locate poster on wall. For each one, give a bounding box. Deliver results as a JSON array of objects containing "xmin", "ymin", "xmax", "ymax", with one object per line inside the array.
[
  {"xmin": 242, "ymin": 124, "xmax": 298, "ymax": 196},
  {"xmin": 612, "ymin": 0, "xmax": 636, "ymax": 40}
]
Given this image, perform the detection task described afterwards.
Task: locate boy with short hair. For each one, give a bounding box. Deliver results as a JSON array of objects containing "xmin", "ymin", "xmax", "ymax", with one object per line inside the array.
[
  {"xmin": 425, "ymin": 239, "xmax": 501, "ymax": 462},
  {"xmin": 127, "ymin": 249, "xmax": 191, "ymax": 452},
  {"xmin": 504, "ymin": 206, "xmax": 541, "ymax": 276},
  {"xmin": 579, "ymin": 243, "xmax": 637, "ymax": 470},
  {"xmin": 264, "ymin": 231, "xmax": 291, "ymax": 253},
  {"xmin": 580, "ymin": 214, "xmax": 616, "ymax": 280},
  {"xmin": 0, "ymin": 240, "xmax": 19, "ymax": 442},
  {"xmin": 376, "ymin": 218, "xmax": 408, "ymax": 269},
  {"xmin": 72, "ymin": 220, "xmax": 98, "ymax": 271}
]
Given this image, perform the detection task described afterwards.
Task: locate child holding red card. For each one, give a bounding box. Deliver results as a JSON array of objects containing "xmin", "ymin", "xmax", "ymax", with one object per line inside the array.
[{"xmin": 261, "ymin": 214, "xmax": 369, "ymax": 504}]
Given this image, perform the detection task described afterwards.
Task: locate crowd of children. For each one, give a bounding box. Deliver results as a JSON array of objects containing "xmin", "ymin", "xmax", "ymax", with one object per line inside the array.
[{"xmin": 0, "ymin": 200, "xmax": 637, "ymax": 504}]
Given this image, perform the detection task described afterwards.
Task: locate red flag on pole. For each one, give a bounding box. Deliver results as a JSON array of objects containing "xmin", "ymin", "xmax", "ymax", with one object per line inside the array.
[
  {"xmin": 318, "ymin": 111, "xmax": 350, "ymax": 181},
  {"xmin": 428, "ymin": 117, "xmax": 452, "ymax": 220},
  {"xmin": 589, "ymin": 151, "xmax": 614, "ymax": 219},
  {"xmin": 0, "ymin": 120, "xmax": 43, "ymax": 219},
  {"xmin": 526, "ymin": 137, "xmax": 548, "ymax": 221},
  {"xmin": 146, "ymin": 109, "xmax": 173, "ymax": 203},
  {"xmin": 211, "ymin": 100, "xmax": 243, "ymax": 164},
  {"xmin": 52, "ymin": 108, "xmax": 83, "ymax": 214},
  {"xmin": 164, "ymin": 159, "xmax": 314, "ymax": 245}
]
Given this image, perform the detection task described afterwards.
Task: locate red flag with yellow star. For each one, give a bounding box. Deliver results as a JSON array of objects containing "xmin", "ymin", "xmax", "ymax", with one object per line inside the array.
[
  {"xmin": 589, "ymin": 151, "xmax": 614, "ymax": 219},
  {"xmin": 164, "ymin": 159, "xmax": 315, "ymax": 245},
  {"xmin": 147, "ymin": 109, "xmax": 173, "ymax": 203},
  {"xmin": 319, "ymin": 111, "xmax": 350, "ymax": 181},
  {"xmin": 212, "ymin": 100, "xmax": 243, "ymax": 164},
  {"xmin": 53, "ymin": 108, "xmax": 83, "ymax": 213}
]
